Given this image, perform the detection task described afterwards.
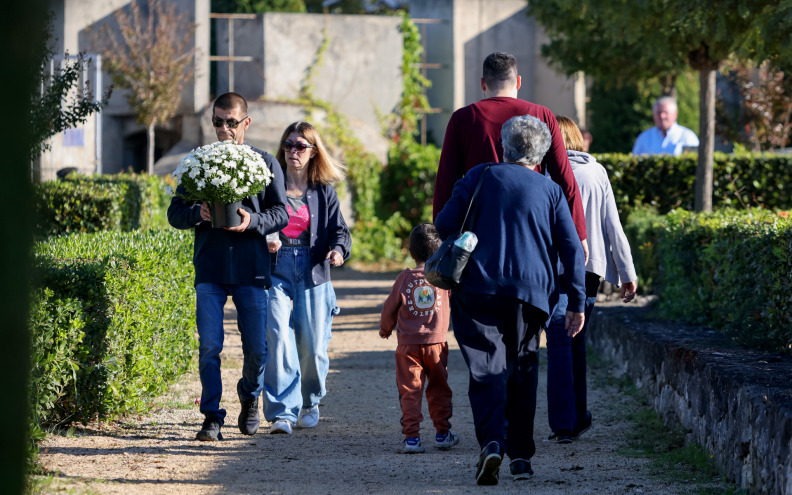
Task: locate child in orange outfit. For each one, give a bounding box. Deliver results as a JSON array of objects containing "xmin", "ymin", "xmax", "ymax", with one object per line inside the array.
[{"xmin": 380, "ymin": 223, "xmax": 458, "ymax": 453}]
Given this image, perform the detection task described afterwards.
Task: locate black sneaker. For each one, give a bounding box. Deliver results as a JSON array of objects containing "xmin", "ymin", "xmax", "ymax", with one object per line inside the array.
[
  {"xmin": 237, "ymin": 379, "xmax": 261, "ymax": 435},
  {"xmin": 510, "ymin": 458, "xmax": 534, "ymax": 480},
  {"xmin": 196, "ymin": 418, "xmax": 223, "ymax": 441},
  {"xmin": 475, "ymin": 441, "xmax": 503, "ymax": 486},
  {"xmin": 548, "ymin": 430, "xmax": 572, "ymax": 444},
  {"xmin": 571, "ymin": 411, "xmax": 592, "ymax": 440},
  {"xmin": 238, "ymin": 397, "xmax": 260, "ymax": 435}
]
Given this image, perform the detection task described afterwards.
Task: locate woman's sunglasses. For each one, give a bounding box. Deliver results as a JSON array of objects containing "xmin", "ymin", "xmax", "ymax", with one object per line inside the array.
[{"xmin": 282, "ymin": 141, "xmax": 314, "ymax": 153}]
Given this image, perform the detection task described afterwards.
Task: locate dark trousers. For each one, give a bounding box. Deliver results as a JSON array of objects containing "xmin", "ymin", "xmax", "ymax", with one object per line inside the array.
[{"xmin": 450, "ymin": 291, "xmax": 544, "ymax": 460}]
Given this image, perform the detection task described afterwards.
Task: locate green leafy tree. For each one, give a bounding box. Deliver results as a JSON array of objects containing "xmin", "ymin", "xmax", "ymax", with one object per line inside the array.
[
  {"xmin": 211, "ymin": 0, "xmax": 306, "ymax": 13},
  {"xmin": 528, "ymin": 0, "xmax": 789, "ymax": 212},
  {"xmin": 94, "ymin": 0, "xmax": 195, "ymax": 175},
  {"xmin": 587, "ymin": 80, "xmax": 648, "ymax": 153},
  {"xmin": 31, "ymin": 15, "xmax": 109, "ymax": 178}
]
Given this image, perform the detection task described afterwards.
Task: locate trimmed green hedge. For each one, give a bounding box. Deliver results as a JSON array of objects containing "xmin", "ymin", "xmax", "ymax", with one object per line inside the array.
[
  {"xmin": 623, "ymin": 206, "xmax": 664, "ymax": 293},
  {"xmin": 33, "ymin": 173, "xmax": 170, "ymax": 237},
  {"xmin": 29, "ymin": 229, "xmax": 196, "ymax": 436},
  {"xmin": 597, "ymin": 153, "xmax": 792, "ymax": 220},
  {"xmin": 625, "ymin": 208, "xmax": 792, "ymax": 352}
]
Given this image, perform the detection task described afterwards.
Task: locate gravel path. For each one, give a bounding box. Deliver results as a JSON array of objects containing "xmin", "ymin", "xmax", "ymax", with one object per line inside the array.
[{"xmin": 38, "ymin": 268, "xmax": 698, "ymax": 494}]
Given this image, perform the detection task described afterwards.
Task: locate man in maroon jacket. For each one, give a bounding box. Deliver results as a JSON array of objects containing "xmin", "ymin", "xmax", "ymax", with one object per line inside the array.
[{"xmin": 432, "ymin": 52, "xmax": 588, "ymax": 259}]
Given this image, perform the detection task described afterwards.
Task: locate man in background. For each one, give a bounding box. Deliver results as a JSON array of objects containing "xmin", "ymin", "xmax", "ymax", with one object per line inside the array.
[{"xmin": 632, "ymin": 96, "xmax": 699, "ymax": 155}]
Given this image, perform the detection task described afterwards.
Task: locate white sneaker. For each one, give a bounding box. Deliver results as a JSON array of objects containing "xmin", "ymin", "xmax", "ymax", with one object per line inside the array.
[
  {"xmin": 269, "ymin": 419, "xmax": 293, "ymax": 435},
  {"xmin": 296, "ymin": 406, "xmax": 320, "ymax": 428}
]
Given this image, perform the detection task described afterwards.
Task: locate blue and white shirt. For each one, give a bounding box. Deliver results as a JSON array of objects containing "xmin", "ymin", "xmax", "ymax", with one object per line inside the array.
[{"xmin": 632, "ymin": 123, "xmax": 699, "ymax": 156}]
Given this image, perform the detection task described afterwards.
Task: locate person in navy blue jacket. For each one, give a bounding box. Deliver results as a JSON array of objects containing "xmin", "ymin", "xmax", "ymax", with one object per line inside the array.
[
  {"xmin": 263, "ymin": 121, "xmax": 351, "ymax": 435},
  {"xmin": 167, "ymin": 92, "xmax": 289, "ymax": 442},
  {"xmin": 434, "ymin": 114, "xmax": 586, "ymax": 485}
]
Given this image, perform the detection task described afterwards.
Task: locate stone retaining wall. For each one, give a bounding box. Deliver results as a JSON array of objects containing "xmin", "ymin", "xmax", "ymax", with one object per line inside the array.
[{"xmin": 588, "ymin": 305, "xmax": 792, "ymax": 495}]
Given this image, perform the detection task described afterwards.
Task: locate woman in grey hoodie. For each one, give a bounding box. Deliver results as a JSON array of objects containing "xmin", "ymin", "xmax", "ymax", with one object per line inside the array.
[{"xmin": 544, "ymin": 116, "xmax": 639, "ymax": 443}]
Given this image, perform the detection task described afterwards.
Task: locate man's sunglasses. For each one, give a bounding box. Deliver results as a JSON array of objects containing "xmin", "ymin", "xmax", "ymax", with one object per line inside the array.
[
  {"xmin": 212, "ymin": 116, "xmax": 248, "ymax": 129},
  {"xmin": 282, "ymin": 141, "xmax": 314, "ymax": 153}
]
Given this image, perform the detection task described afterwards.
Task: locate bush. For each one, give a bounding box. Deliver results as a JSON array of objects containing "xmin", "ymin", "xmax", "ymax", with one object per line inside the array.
[
  {"xmin": 623, "ymin": 206, "xmax": 664, "ymax": 293},
  {"xmin": 28, "ymin": 289, "xmax": 86, "ymax": 455},
  {"xmin": 630, "ymin": 208, "xmax": 792, "ymax": 352},
  {"xmin": 33, "ymin": 173, "xmax": 170, "ymax": 237},
  {"xmin": 33, "ymin": 179, "xmax": 125, "ymax": 236},
  {"xmin": 381, "ymin": 139, "xmax": 441, "ymax": 226},
  {"xmin": 30, "ymin": 229, "xmax": 196, "ymax": 434},
  {"xmin": 596, "ymin": 152, "xmax": 792, "ymax": 221},
  {"xmin": 351, "ymin": 214, "xmax": 410, "ymax": 265}
]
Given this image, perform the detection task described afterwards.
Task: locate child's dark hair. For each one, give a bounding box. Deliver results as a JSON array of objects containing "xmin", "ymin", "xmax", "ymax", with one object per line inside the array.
[{"xmin": 409, "ymin": 223, "xmax": 442, "ymax": 263}]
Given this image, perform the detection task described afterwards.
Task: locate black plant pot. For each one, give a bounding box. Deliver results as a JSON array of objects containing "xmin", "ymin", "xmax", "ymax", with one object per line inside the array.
[{"xmin": 210, "ymin": 201, "xmax": 244, "ymax": 228}]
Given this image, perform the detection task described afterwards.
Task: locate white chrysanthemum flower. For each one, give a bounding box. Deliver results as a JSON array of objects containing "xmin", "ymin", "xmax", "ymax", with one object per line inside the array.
[{"xmin": 174, "ymin": 141, "xmax": 273, "ymax": 204}]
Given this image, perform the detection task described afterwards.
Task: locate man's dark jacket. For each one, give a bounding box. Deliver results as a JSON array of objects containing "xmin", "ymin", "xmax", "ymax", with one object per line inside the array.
[{"xmin": 167, "ymin": 146, "xmax": 288, "ymax": 288}]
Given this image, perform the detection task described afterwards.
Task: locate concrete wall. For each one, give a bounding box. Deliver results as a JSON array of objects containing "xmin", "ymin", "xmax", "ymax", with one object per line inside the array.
[
  {"xmin": 589, "ymin": 305, "xmax": 792, "ymax": 494},
  {"xmin": 45, "ymin": 0, "xmax": 210, "ymax": 179},
  {"xmin": 410, "ymin": 0, "xmax": 584, "ymax": 146},
  {"xmin": 215, "ymin": 13, "xmax": 402, "ymax": 162}
]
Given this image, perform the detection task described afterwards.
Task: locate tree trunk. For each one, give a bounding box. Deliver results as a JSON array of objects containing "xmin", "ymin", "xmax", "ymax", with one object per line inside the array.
[
  {"xmin": 146, "ymin": 123, "xmax": 155, "ymax": 175},
  {"xmin": 659, "ymin": 73, "xmax": 677, "ymax": 98},
  {"xmin": 695, "ymin": 68, "xmax": 716, "ymax": 212}
]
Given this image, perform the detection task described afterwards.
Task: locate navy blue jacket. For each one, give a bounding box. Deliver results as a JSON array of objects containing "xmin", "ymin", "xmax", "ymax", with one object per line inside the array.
[
  {"xmin": 167, "ymin": 146, "xmax": 289, "ymax": 288},
  {"xmin": 434, "ymin": 162, "xmax": 586, "ymax": 315},
  {"xmin": 275, "ymin": 182, "xmax": 351, "ymax": 287}
]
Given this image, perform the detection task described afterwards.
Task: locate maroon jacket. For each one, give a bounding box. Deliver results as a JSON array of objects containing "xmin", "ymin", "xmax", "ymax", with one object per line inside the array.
[{"xmin": 432, "ymin": 97, "xmax": 587, "ymax": 241}]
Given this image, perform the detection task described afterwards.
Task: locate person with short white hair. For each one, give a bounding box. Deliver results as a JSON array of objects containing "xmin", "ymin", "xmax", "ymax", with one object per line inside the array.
[
  {"xmin": 435, "ymin": 114, "xmax": 586, "ymax": 485},
  {"xmin": 632, "ymin": 96, "xmax": 699, "ymax": 155}
]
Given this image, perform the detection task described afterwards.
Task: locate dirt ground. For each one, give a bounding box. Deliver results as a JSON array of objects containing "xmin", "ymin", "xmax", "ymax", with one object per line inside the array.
[{"xmin": 37, "ymin": 268, "xmax": 700, "ymax": 494}]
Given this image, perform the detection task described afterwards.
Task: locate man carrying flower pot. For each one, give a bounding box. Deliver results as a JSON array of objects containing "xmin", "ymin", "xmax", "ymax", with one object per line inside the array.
[{"xmin": 168, "ymin": 92, "xmax": 288, "ymax": 441}]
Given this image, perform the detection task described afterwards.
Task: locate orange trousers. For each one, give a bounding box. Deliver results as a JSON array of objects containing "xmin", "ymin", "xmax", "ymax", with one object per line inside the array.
[{"xmin": 395, "ymin": 342, "xmax": 453, "ymax": 438}]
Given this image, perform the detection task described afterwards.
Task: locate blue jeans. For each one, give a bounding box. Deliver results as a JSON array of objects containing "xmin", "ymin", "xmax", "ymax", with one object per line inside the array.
[
  {"xmin": 545, "ymin": 288, "xmax": 597, "ymax": 433},
  {"xmin": 264, "ymin": 247, "xmax": 338, "ymax": 422},
  {"xmin": 195, "ymin": 283, "xmax": 268, "ymax": 424}
]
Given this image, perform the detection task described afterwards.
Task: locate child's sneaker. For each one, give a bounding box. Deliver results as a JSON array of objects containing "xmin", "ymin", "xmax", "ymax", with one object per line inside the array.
[
  {"xmin": 403, "ymin": 436, "xmax": 425, "ymax": 453},
  {"xmin": 435, "ymin": 430, "xmax": 459, "ymax": 449}
]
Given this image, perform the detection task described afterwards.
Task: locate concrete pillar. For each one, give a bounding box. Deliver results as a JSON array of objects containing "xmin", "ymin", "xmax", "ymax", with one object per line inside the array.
[{"xmin": 411, "ymin": 0, "xmax": 584, "ymax": 146}]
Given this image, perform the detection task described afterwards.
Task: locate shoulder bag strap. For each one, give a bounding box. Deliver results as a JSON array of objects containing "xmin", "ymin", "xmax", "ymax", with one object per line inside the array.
[{"xmin": 459, "ymin": 165, "xmax": 491, "ymax": 231}]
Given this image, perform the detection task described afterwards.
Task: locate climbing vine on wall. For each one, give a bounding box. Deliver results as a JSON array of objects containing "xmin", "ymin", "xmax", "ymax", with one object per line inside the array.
[
  {"xmin": 288, "ymin": 14, "xmax": 440, "ymax": 264},
  {"xmin": 381, "ymin": 13, "xmax": 442, "ymax": 226},
  {"xmin": 291, "ymin": 26, "xmax": 407, "ymax": 263}
]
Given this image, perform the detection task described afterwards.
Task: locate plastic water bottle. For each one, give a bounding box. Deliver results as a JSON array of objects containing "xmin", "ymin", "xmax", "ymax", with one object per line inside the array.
[{"xmin": 454, "ymin": 231, "xmax": 478, "ymax": 252}]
